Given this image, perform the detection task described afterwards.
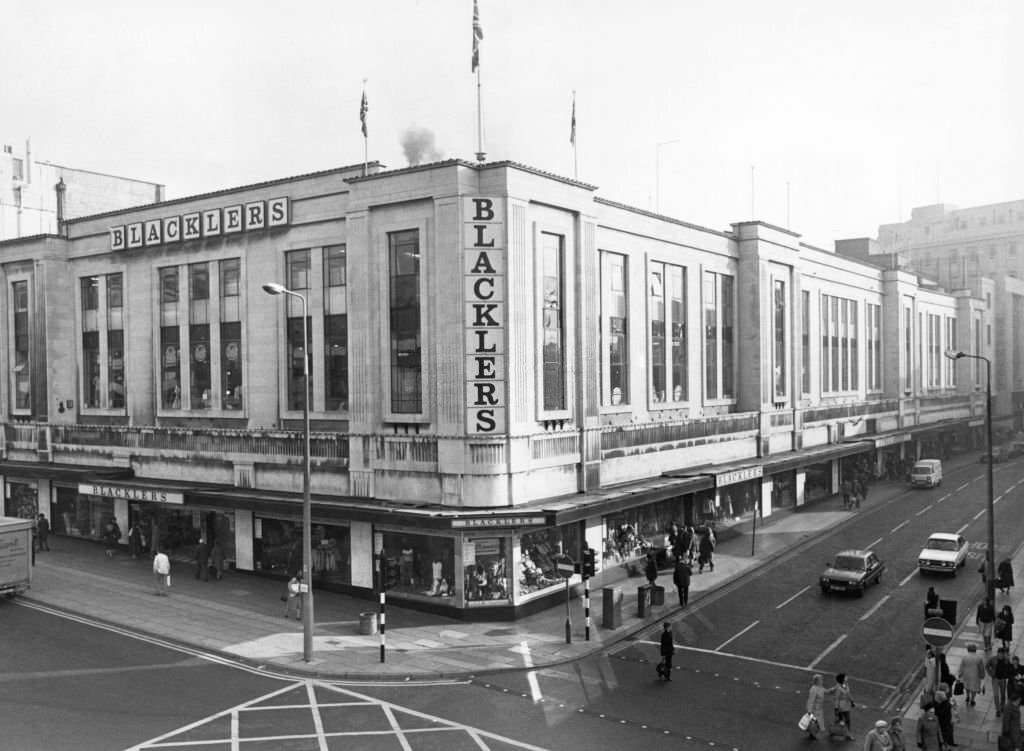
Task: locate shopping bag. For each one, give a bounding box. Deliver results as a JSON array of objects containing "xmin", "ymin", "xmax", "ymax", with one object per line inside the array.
[
  {"xmin": 166, "ymin": 574, "xmax": 171, "ymax": 588},
  {"xmin": 798, "ymin": 712, "xmax": 814, "ymax": 731},
  {"xmin": 953, "ymin": 679, "xmax": 964, "ymax": 696}
]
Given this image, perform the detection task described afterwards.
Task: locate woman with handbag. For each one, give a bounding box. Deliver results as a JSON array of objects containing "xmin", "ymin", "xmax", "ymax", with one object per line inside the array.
[{"xmin": 803, "ymin": 674, "xmax": 834, "ymax": 739}]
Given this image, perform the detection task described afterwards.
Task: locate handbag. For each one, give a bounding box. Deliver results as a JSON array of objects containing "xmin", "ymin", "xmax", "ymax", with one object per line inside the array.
[
  {"xmin": 953, "ymin": 679, "xmax": 964, "ymax": 696},
  {"xmin": 798, "ymin": 712, "xmax": 814, "ymax": 731},
  {"xmin": 166, "ymin": 574, "xmax": 171, "ymax": 588}
]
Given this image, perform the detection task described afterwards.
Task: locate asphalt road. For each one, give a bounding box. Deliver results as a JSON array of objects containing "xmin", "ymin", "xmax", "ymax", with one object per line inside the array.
[{"xmin": 353, "ymin": 458, "xmax": 1024, "ymax": 751}]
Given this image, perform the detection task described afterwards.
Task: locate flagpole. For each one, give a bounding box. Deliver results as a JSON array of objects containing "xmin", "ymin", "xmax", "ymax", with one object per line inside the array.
[
  {"xmin": 571, "ymin": 90, "xmax": 577, "ymax": 180},
  {"xmin": 362, "ymin": 79, "xmax": 369, "ymax": 177},
  {"xmin": 476, "ymin": 67, "xmax": 485, "ymax": 162}
]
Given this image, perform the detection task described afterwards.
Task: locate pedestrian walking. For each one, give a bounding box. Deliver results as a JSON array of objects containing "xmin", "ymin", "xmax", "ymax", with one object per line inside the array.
[
  {"xmin": 211, "ymin": 540, "xmax": 225, "ymax": 580},
  {"xmin": 996, "ymin": 604, "xmax": 1015, "ymax": 650},
  {"xmin": 832, "ymin": 673, "xmax": 856, "ymax": 740},
  {"xmin": 978, "ymin": 596, "xmax": 997, "ymax": 651},
  {"xmin": 937, "ymin": 652, "xmax": 953, "ymax": 689},
  {"xmin": 932, "ymin": 690, "xmax": 956, "ymax": 748},
  {"xmin": 841, "ymin": 478, "xmax": 853, "ymax": 510},
  {"xmin": 958, "ymin": 642, "xmax": 985, "ymax": 706},
  {"xmin": 998, "ymin": 558, "xmax": 1015, "ymax": 596},
  {"xmin": 658, "ymin": 622, "xmax": 674, "ymax": 681},
  {"xmin": 194, "ymin": 538, "xmax": 210, "ymax": 581},
  {"xmin": 672, "ymin": 558, "xmax": 691, "ymax": 607},
  {"xmin": 1000, "ymin": 693, "xmax": 1022, "ymax": 750},
  {"xmin": 887, "ymin": 716, "xmax": 906, "ymax": 751},
  {"xmin": 152, "ymin": 548, "xmax": 171, "ymax": 596},
  {"xmin": 988, "ymin": 646, "xmax": 1014, "ymax": 714},
  {"xmin": 925, "ymin": 586, "xmax": 940, "ymax": 618},
  {"xmin": 644, "ymin": 551, "xmax": 659, "ymax": 585},
  {"xmin": 697, "ymin": 529, "xmax": 715, "ymax": 573},
  {"xmin": 128, "ymin": 522, "xmax": 143, "ymax": 559},
  {"xmin": 915, "ymin": 707, "xmax": 943, "ymax": 751},
  {"xmin": 35, "ymin": 513, "xmax": 50, "ymax": 552},
  {"xmin": 284, "ymin": 573, "xmax": 302, "ymax": 620},
  {"xmin": 862, "ymin": 719, "xmax": 891, "ymax": 751},
  {"xmin": 804, "ymin": 674, "xmax": 833, "ymax": 740},
  {"xmin": 103, "ymin": 517, "xmax": 121, "ymax": 557}
]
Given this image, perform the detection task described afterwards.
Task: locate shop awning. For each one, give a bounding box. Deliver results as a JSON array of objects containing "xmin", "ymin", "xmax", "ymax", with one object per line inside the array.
[
  {"xmin": 0, "ymin": 461, "xmax": 128, "ymax": 483},
  {"xmin": 760, "ymin": 440, "xmax": 873, "ymax": 474},
  {"xmin": 540, "ymin": 474, "xmax": 715, "ymax": 526}
]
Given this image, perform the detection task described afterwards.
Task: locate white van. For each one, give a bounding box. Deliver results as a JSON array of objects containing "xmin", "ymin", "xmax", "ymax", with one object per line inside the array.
[{"xmin": 910, "ymin": 459, "xmax": 942, "ymax": 488}]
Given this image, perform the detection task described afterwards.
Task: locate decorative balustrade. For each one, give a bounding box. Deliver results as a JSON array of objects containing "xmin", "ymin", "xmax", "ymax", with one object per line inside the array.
[{"xmin": 601, "ymin": 412, "xmax": 759, "ymax": 452}]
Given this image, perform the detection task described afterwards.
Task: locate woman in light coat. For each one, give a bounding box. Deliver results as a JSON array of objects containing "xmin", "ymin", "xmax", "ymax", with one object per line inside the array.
[
  {"xmin": 958, "ymin": 642, "xmax": 985, "ymax": 706},
  {"xmin": 804, "ymin": 674, "xmax": 834, "ymax": 739}
]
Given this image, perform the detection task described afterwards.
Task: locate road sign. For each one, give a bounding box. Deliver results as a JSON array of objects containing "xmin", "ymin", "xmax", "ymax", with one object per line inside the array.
[
  {"xmin": 555, "ymin": 557, "xmax": 576, "ymax": 577},
  {"xmin": 922, "ymin": 617, "xmax": 954, "ymax": 647}
]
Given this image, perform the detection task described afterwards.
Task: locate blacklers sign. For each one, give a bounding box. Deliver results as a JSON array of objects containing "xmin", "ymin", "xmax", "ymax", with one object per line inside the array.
[
  {"xmin": 465, "ymin": 197, "xmax": 506, "ymax": 434},
  {"xmin": 109, "ymin": 197, "xmax": 289, "ymax": 250}
]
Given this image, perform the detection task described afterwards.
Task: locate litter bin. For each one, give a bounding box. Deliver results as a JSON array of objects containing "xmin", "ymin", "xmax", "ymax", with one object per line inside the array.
[
  {"xmin": 637, "ymin": 584, "xmax": 652, "ymax": 618},
  {"xmin": 358, "ymin": 611, "xmax": 378, "ymax": 635},
  {"xmin": 651, "ymin": 584, "xmax": 665, "ymax": 607},
  {"xmin": 602, "ymin": 586, "xmax": 622, "ymax": 629},
  {"xmin": 938, "ymin": 598, "xmax": 957, "ymax": 626}
]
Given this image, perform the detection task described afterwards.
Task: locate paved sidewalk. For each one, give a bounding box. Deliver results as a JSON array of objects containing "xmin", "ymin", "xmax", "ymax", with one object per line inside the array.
[
  {"xmin": 900, "ymin": 547, "xmax": 1024, "ymax": 749},
  {"xmin": 12, "ymin": 452, "xmax": 989, "ymax": 683}
]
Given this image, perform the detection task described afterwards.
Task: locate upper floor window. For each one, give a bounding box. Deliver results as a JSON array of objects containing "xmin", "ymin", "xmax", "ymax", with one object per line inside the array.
[
  {"xmin": 773, "ymin": 279, "xmax": 787, "ymax": 399},
  {"xmin": 389, "ymin": 231, "xmax": 421, "ymax": 414},
  {"xmin": 600, "ymin": 251, "xmax": 628, "ymax": 406},
  {"xmin": 324, "ymin": 245, "xmax": 348, "ymax": 412},
  {"xmin": 703, "ymin": 271, "xmax": 734, "ymax": 400},
  {"xmin": 820, "ymin": 294, "xmax": 858, "ymax": 394},
  {"xmin": 801, "ymin": 291, "xmax": 811, "ymax": 395},
  {"xmin": 11, "ymin": 281, "xmax": 30, "ymax": 411},
  {"xmin": 541, "ymin": 232, "xmax": 566, "ymax": 411},
  {"xmin": 866, "ymin": 303, "xmax": 882, "ymax": 392}
]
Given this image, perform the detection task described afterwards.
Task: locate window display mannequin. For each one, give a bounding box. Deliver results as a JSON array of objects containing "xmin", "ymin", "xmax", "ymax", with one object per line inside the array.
[{"xmin": 399, "ymin": 543, "xmax": 415, "ymax": 588}]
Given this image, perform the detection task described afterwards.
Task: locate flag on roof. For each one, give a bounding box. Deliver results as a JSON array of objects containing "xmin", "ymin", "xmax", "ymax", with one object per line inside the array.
[
  {"xmin": 570, "ymin": 94, "xmax": 576, "ymax": 146},
  {"xmin": 360, "ymin": 88, "xmax": 368, "ymax": 137},
  {"xmin": 472, "ymin": 0, "xmax": 483, "ymax": 72}
]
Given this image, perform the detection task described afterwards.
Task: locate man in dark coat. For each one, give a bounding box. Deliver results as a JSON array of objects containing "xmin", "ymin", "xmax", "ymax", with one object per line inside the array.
[
  {"xmin": 673, "ymin": 559, "xmax": 691, "ymax": 607},
  {"xmin": 194, "ymin": 538, "xmax": 210, "ymax": 581},
  {"xmin": 659, "ymin": 622, "xmax": 675, "ymax": 681},
  {"xmin": 36, "ymin": 513, "xmax": 50, "ymax": 552}
]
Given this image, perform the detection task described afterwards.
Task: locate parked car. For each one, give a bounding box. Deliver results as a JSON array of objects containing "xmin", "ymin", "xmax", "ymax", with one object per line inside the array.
[
  {"xmin": 918, "ymin": 532, "xmax": 969, "ymax": 575},
  {"xmin": 978, "ymin": 446, "xmax": 1009, "ymax": 463},
  {"xmin": 819, "ymin": 549, "xmax": 885, "ymax": 597}
]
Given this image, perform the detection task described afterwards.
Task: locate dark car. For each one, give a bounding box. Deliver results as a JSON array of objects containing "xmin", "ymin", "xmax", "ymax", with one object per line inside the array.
[{"xmin": 819, "ymin": 549, "xmax": 885, "ymax": 597}]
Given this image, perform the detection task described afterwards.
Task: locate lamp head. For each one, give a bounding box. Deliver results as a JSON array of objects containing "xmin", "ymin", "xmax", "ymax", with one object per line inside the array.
[
  {"xmin": 944, "ymin": 349, "xmax": 965, "ymax": 361},
  {"xmin": 262, "ymin": 281, "xmax": 286, "ymax": 295}
]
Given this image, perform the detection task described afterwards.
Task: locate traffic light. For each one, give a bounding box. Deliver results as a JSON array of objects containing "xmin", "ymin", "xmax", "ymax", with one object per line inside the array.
[{"xmin": 582, "ymin": 547, "xmax": 597, "ymax": 578}]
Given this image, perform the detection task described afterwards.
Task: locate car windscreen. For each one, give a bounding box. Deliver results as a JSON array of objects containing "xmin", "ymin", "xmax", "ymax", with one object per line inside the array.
[
  {"xmin": 834, "ymin": 556, "xmax": 865, "ymax": 571},
  {"xmin": 926, "ymin": 539, "xmax": 958, "ymax": 551}
]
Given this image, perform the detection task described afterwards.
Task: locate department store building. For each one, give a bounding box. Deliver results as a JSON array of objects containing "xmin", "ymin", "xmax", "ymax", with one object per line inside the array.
[{"xmin": 0, "ymin": 159, "xmax": 997, "ymax": 618}]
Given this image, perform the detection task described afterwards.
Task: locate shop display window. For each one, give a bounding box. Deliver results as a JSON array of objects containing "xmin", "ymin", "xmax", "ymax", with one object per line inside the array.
[
  {"xmin": 256, "ymin": 517, "xmax": 351, "ymax": 585},
  {"xmin": 464, "ymin": 537, "xmax": 508, "ymax": 603},
  {"xmin": 379, "ymin": 531, "xmax": 453, "ymax": 599},
  {"xmin": 51, "ymin": 486, "xmax": 112, "ymax": 541},
  {"xmin": 5, "ymin": 482, "xmax": 37, "ymax": 520},
  {"xmin": 520, "ymin": 523, "xmax": 581, "ymax": 595},
  {"xmin": 604, "ymin": 497, "xmax": 686, "ymax": 564}
]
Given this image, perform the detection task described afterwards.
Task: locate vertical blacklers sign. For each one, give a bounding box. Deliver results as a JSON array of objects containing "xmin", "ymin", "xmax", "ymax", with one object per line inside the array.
[{"xmin": 465, "ymin": 197, "xmax": 506, "ymax": 434}]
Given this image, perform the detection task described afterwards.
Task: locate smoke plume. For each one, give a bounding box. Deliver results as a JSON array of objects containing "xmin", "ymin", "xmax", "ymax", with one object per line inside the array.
[{"xmin": 400, "ymin": 125, "xmax": 444, "ymax": 166}]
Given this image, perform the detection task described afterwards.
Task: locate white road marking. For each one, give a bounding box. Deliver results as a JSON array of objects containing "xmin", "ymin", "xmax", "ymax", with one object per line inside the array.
[
  {"xmin": 715, "ymin": 619, "xmax": 760, "ymax": 651},
  {"xmin": 890, "ymin": 520, "xmax": 909, "ymax": 534},
  {"xmin": 956, "ymin": 482, "xmax": 970, "ymax": 492},
  {"xmin": 973, "ymin": 509, "xmax": 985, "ymax": 521},
  {"xmin": 306, "ymin": 680, "xmax": 330, "ymax": 751},
  {"xmin": 775, "ymin": 586, "xmax": 810, "ymax": 610},
  {"xmin": 916, "ymin": 504, "xmax": 933, "ymax": 516},
  {"xmin": 934, "ymin": 493, "xmax": 951, "ymax": 504},
  {"xmin": 859, "ymin": 594, "xmax": 891, "ymax": 622},
  {"xmin": 899, "ymin": 569, "xmax": 918, "ymax": 587},
  {"xmin": 956, "ymin": 523, "xmax": 970, "ymax": 535},
  {"xmin": 867, "ymin": 537, "xmax": 884, "ymax": 550},
  {"xmin": 809, "ymin": 634, "xmax": 847, "ymax": 670}
]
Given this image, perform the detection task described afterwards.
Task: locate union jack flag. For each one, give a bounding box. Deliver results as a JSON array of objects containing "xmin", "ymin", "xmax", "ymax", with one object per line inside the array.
[{"xmin": 471, "ymin": 0, "xmax": 483, "ymax": 72}]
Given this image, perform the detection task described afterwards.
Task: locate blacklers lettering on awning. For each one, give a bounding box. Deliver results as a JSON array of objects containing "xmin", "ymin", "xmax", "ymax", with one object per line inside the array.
[{"xmin": 78, "ymin": 482, "xmax": 184, "ymax": 505}]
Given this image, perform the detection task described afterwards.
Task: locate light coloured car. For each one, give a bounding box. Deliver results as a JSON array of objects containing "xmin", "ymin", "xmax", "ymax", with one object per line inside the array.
[
  {"xmin": 918, "ymin": 533, "xmax": 968, "ymax": 575},
  {"xmin": 819, "ymin": 549, "xmax": 885, "ymax": 597}
]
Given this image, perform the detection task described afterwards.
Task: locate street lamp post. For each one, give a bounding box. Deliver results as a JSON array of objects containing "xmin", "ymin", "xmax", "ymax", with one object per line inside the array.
[
  {"xmin": 263, "ymin": 281, "xmax": 314, "ymax": 662},
  {"xmin": 946, "ymin": 349, "xmax": 995, "ymax": 603},
  {"xmin": 655, "ymin": 139, "xmax": 681, "ymax": 214}
]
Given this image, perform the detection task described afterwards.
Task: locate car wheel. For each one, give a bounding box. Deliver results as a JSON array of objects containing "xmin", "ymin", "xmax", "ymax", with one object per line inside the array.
[
  {"xmin": 951, "ymin": 567, "xmax": 957, "ymax": 578},
  {"xmin": 856, "ymin": 588, "xmax": 865, "ymax": 598},
  {"xmin": 820, "ymin": 586, "xmax": 829, "ymax": 596},
  {"xmin": 959, "ymin": 558, "xmax": 966, "ymax": 568}
]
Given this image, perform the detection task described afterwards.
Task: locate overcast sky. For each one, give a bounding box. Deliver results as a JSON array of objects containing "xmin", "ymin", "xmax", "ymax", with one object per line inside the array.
[{"xmin": 3, "ymin": 0, "xmax": 1021, "ymax": 248}]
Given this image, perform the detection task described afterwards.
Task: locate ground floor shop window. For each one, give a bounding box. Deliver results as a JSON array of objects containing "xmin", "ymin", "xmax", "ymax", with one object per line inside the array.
[
  {"xmin": 378, "ymin": 531, "xmax": 454, "ymax": 599},
  {"xmin": 718, "ymin": 480, "xmax": 760, "ymax": 521},
  {"xmin": 520, "ymin": 523, "xmax": 582, "ymax": 595},
  {"xmin": 770, "ymin": 471, "xmax": 796, "ymax": 509},
  {"xmin": 52, "ymin": 486, "xmax": 112, "ymax": 540},
  {"xmin": 604, "ymin": 497, "xmax": 685, "ymax": 565},
  {"xmin": 805, "ymin": 462, "xmax": 832, "ymax": 502},
  {"xmin": 5, "ymin": 481, "xmax": 38, "ymax": 520},
  {"xmin": 464, "ymin": 537, "xmax": 508, "ymax": 602},
  {"xmin": 254, "ymin": 519, "xmax": 352, "ymax": 584}
]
